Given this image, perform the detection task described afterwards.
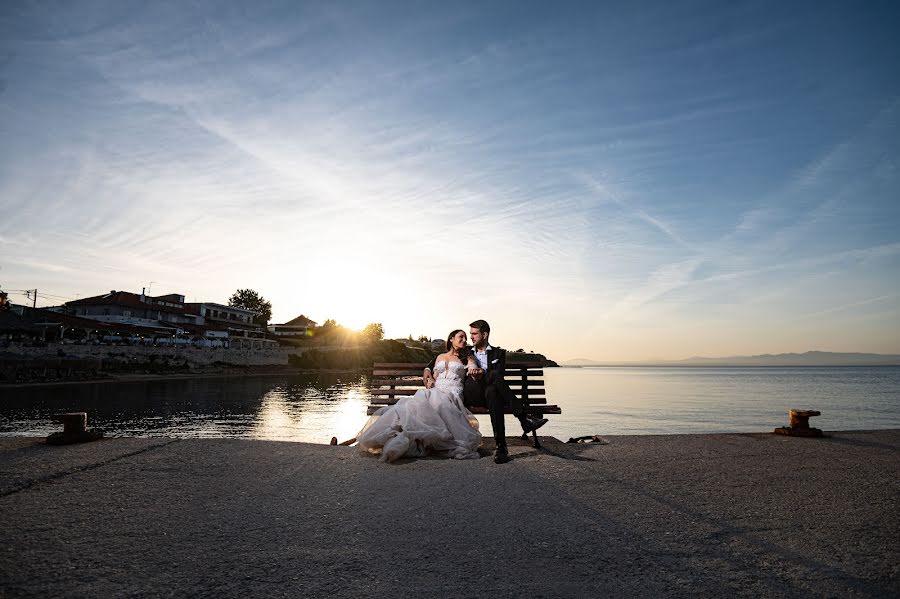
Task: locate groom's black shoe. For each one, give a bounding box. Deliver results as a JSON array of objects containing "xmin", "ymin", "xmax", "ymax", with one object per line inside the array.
[
  {"xmin": 522, "ymin": 417, "xmax": 548, "ymax": 434},
  {"xmin": 494, "ymin": 445, "xmax": 511, "ymax": 464}
]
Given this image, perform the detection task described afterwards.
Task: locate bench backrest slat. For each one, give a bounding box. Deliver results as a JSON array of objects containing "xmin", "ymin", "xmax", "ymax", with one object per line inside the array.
[
  {"xmin": 372, "ymin": 362, "xmax": 544, "ymax": 371},
  {"xmin": 369, "ymin": 395, "xmax": 549, "ymax": 403},
  {"xmin": 370, "ymin": 361, "xmax": 546, "ymax": 404},
  {"xmin": 372, "ymin": 369, "xmax": 425, "ymax": 375},
  {"xmin": 369, "ymin": 388, "xmax": 419, "ymax": 396}
]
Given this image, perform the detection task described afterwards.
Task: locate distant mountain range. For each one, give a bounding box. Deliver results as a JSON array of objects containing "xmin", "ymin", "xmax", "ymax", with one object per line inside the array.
[{"xmin": 563, "ymin": 351, "xmax": 900, "ymax": 367}]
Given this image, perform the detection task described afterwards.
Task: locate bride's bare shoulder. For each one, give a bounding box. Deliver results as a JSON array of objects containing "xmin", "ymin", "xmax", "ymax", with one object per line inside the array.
[{"xmin": 437, "ymin": 351, "xmax": 463, "ymax": 365}]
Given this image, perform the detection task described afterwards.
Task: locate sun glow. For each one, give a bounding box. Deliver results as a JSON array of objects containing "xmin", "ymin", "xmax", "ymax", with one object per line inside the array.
[{"xmin": 290, "ymin": 250, "xmax": 431, "ymax": 336}]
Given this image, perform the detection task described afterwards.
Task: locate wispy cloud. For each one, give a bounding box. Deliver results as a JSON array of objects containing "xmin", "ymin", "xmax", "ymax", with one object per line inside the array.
[
  {"xmin": 796, "ymin": 294, "xmax": 896, "ymax": 320},
  {"xmin": 577, "ymin": 172, "xmax": 693, "ymax": 249},
  {"xmin": 606, "ymin": 258, "xmax": 702, "ymax": 320},
  {"xmin": 1, "ymin": 1, "xmax": 898, "ymax": 359}
]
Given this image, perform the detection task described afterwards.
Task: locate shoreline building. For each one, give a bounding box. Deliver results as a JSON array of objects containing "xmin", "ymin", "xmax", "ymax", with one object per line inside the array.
[
  {"xmin": 268, "ymin": 315, "xmax": 317, "ymax": 338},
  {"xmin": 64, "ymin": 291, "xmax": 202, "ymax": 332},
  {"xmin": 185, "ymin": 302, "xmax": 272, "ymax": 347},
  {"xmin": 56, "ymin": 290, "xmax": 274, "ymax": 347}
]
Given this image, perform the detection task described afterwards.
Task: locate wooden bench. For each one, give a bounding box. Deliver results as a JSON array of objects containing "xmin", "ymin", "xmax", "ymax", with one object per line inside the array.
[{"xmin": 368, "ymin": 361, "xmax": 561, "ymax": 448}]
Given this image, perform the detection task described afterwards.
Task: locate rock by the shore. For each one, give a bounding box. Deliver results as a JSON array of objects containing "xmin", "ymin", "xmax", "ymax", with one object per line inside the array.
[{"xmin": 1, "ymin": 431, "xmax": 898, "ymax": 597}]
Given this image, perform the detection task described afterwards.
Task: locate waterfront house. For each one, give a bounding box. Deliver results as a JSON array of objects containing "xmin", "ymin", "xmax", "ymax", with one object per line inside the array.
[
  {"xmin": 59, "ymin": 291, "xmax": 273, "ymax": 347},
  {"xmin": 268, "ymin": 314, "xmax": 317, "ymax": 337},
  {"xmin": 65, "ymin": 291, "xmax": 200, "ymax": 328},
  {"xmin": 184, "ymin": 302, "xmax": 271, "ymax": 346}
]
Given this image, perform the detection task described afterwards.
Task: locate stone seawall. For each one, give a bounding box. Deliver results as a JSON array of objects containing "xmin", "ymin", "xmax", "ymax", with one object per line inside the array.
[{"xmin": 2, "ymin": 343, "xmax": 304, "ymax": 367}]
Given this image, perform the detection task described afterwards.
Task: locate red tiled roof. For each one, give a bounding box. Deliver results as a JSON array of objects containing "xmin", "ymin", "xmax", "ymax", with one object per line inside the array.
[
  {"xmin": 33, "ymin": 309, "xmax": 237, "ymax": 337},
  {"xmin": 31, "ymin": 309, "xmax": 177, "ymax": 335},
  {"xmin": 66, "ymin": 291, "xmax": 189, "ymax": 315},
  {"xmin": 283, "ymin": 314, "xmax": 317, "ymax": 327}
]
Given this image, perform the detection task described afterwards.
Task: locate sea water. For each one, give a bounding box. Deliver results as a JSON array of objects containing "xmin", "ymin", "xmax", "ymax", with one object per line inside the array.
[{"xmin": 2, "ymin": 366, "xmax": 898, "ymax": 443}]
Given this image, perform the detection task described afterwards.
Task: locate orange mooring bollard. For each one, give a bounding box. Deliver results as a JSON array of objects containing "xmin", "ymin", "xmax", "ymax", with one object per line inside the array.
[{"xmin": 774, "ymin": 409, "xmax": 823, "ymax": 437}]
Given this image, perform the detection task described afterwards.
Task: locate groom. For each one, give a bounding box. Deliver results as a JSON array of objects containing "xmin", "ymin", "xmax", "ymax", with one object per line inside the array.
[{"xmin": 425, "ymin": 319, "xmax": 547, "ymax": 464}]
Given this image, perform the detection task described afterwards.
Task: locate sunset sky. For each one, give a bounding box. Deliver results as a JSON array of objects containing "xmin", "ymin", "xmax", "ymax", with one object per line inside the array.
[{"xmin": 1, "ymin": 1, "xmax": 899, "ymax": 361}]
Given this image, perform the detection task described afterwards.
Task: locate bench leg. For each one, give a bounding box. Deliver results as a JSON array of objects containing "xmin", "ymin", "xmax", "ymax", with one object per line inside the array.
[{"xmin": 519, "ymin": 416, "xmax": 543, "ymax": 449}]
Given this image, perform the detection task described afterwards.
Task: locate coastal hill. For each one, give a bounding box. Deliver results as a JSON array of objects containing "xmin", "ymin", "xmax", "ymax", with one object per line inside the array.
[{"xmin": 564, "ymin": 351, "xmax": 900, "ymax": 367}]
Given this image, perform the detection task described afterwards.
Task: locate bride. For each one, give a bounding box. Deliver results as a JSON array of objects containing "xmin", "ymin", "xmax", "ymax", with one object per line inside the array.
[{"xmin": 357, "ymin": 329, "xmax": 482, "ymax": 462}]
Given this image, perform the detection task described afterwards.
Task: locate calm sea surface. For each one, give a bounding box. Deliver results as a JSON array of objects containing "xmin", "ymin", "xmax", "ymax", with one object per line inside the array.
[{"xmin": 2, "ymin": 367, "xmax": 898, "ymax": 443}]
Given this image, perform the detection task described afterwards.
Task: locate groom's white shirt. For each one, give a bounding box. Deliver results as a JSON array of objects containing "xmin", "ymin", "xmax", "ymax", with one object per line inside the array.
[{"xmin": 473, "ymin": 344, "xmax": 492, "ymax": 370}]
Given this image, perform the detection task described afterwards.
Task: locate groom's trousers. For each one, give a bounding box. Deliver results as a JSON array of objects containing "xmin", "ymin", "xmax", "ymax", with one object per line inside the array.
[{"xmin": 464, "ymin": 377, "xmax": 525, "ymax": 447}]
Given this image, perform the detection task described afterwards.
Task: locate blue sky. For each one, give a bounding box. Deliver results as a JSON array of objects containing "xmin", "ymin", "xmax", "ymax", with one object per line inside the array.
[{"xmin": 1, "ymin": 1, "xmax": 899, "ymax": 361}]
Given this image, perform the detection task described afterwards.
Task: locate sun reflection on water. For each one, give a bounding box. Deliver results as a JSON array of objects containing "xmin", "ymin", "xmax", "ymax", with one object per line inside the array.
[{"xmin": 250, "ymin": 383, "xmax": 370, "ymax": 443}]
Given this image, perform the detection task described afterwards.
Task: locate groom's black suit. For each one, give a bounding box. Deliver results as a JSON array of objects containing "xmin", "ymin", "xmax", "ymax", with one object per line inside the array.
[{"xmin": 427, "ymin": 345, "xmax": 524, "ymax": 447}]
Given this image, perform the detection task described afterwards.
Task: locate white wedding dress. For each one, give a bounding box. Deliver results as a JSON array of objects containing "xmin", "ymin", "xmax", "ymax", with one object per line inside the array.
[{"xmin": 357, "ymin": 360, "xmax": 482, "ymax": 462}]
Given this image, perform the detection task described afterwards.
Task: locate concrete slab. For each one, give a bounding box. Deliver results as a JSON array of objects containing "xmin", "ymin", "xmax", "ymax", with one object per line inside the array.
[{"xmin": 1, "ymin": 431, "xmax": 898, "ymax": 597}]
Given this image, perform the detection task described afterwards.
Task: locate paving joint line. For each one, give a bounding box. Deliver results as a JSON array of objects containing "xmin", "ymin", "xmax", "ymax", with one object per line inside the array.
[{"xmin": 0, "ymin": 439, "xmax": 181, "ymax": 499}]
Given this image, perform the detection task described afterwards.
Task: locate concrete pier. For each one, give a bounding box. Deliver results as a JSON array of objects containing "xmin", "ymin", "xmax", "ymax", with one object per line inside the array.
[{"xmin": 1, "ymin": 431, "xmax": 898, "ymax": 597}]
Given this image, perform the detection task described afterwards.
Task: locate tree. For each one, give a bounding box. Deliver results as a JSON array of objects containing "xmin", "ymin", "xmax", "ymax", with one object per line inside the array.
[
  {"xmin": 417, "ymin": 335, "xmax": 430, "ymax": 342},
  {"xmin": 317, "ymin": 319, "xmax": 338, "ymax": 336},
  {"xmin": 361, "ymin": 322, "xmax": 384, "ymax": 343},
  {"xmin": 315, "ymin": 319, "xmax": 344, "ymax": 338},
  {"xmin": 228, "ymin": 289, "xmax": 272, "ymax": 327}
]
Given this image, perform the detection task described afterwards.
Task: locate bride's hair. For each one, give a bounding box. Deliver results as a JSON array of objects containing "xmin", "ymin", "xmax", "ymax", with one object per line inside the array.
[{"xmin": 446, "ymin": 329, "xmax": 470, "ymax": 362}]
